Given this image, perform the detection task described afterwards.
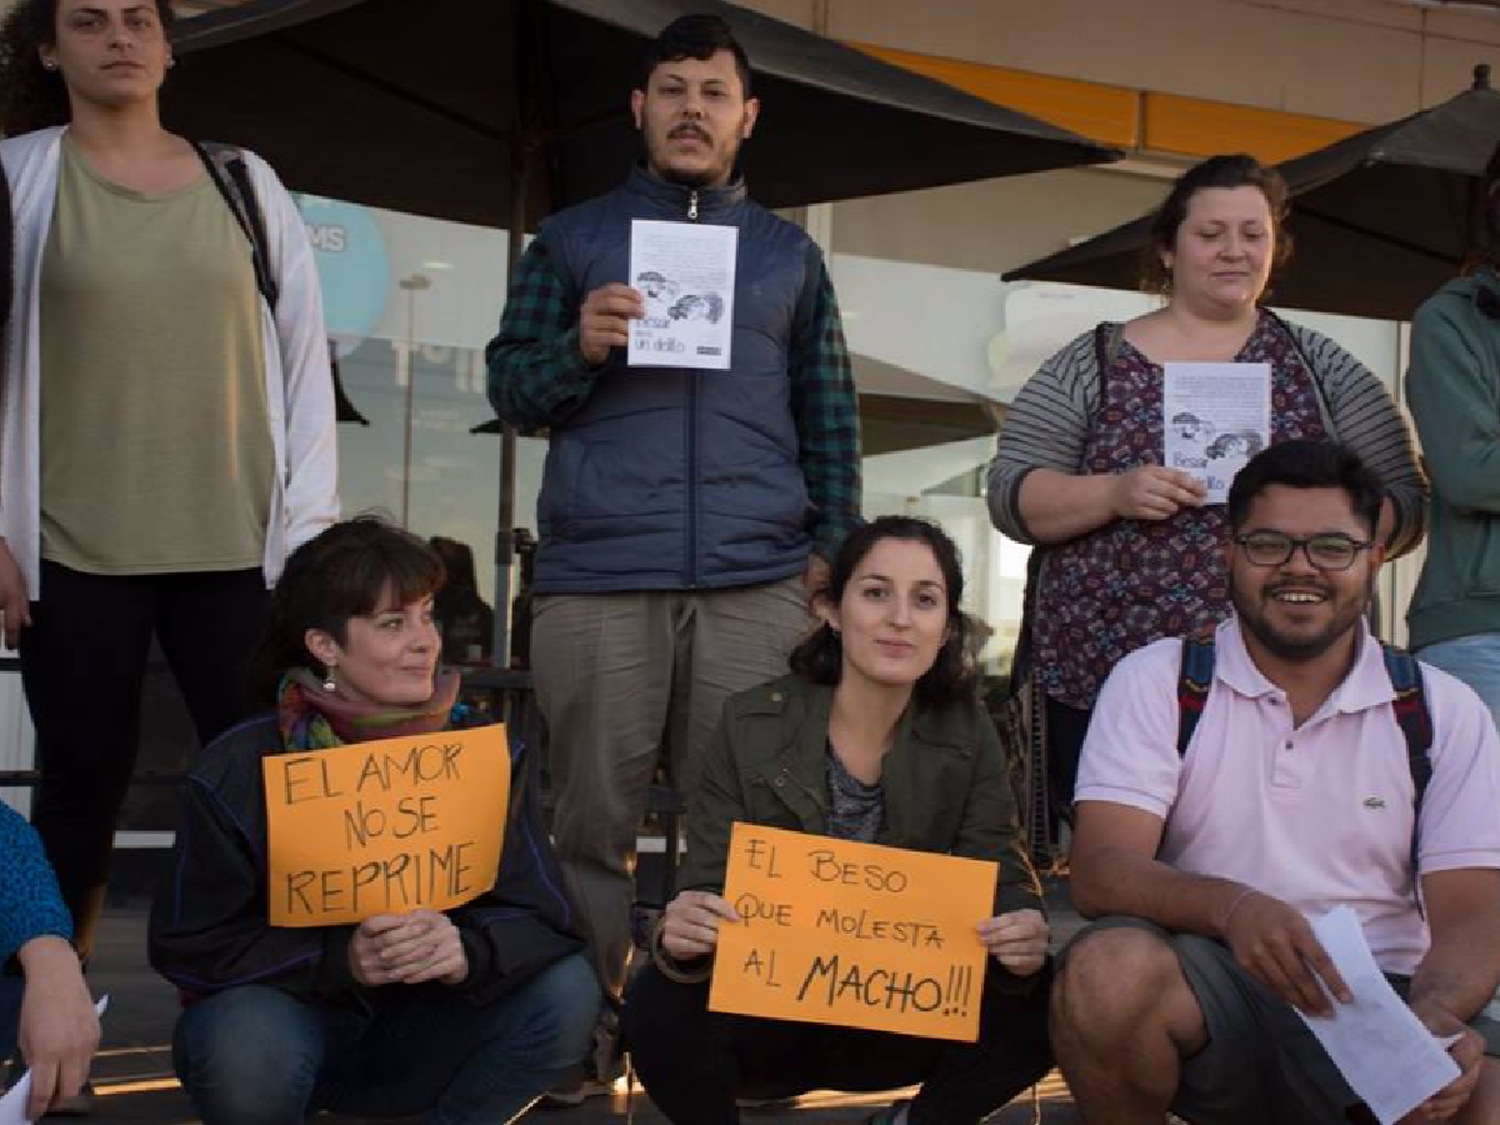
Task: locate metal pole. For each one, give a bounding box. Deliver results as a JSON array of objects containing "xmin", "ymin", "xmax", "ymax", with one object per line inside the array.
[
  {"xmin": 492, "ymin": 139, "xmax": 527, "ymax": 667},
  {"xmin": 397, "ymin": 273, "xmax": 431, "ymax": 528}
]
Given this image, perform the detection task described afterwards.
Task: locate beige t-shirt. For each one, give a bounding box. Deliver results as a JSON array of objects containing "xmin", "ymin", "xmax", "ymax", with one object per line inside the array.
[{"xmin": 39, "ymin": 136, "xmax": 274, "ymax": 575}]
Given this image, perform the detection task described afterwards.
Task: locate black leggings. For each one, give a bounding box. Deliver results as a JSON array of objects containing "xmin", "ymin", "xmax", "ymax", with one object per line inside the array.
[
  {"xmin": 623, "ymin": 959, "xmax": 1053, "ymax": 1124},
  {"xmin": 19, "ymin": 561, "xmax": 266, "ymax": 957}
]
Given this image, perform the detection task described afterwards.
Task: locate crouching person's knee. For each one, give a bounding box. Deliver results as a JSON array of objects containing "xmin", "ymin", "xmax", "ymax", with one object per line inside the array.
[
  {"xmin": 516, "ymin": 951, "xmax": 603, "ymax": 1074},
  {"xmin": 173, "ymin": 986, "xmax": 324, "ymax": 1125},
  {"xmin": 1052, "ymin": 921, "xmax": 1193, "ymax": 1057}
]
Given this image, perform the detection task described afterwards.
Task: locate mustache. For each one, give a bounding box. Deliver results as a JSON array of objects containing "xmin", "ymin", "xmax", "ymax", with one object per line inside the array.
[{"xmin": 669, "ymin": 124, "xmax": 711, "ymax": 142}]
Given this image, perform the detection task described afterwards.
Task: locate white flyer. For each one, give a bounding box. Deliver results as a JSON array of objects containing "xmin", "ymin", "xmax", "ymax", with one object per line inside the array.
[
  {"xmin": 628, "ymin": 219, "xmax": 737, "ymax": 370},
  {"xmin": 1162, "ymin": 362, "xmax": 1271, "ymax": 503},
  {"xmin": 1298, "ymin": 907, "xmax": 1460, "ymax": 1125}
]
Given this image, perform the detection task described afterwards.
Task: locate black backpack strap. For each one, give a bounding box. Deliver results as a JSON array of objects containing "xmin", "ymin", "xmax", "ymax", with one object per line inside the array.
[
  {"xmin": 1093, "ymin": 321, "xmax": 1124, "ymax": 374},
  {"xmin": 1383, "ymin": 643, "xmax": 1433, "ymax": 914},
  {"xmin": 192, "ymin": 140, "xmax": 279, "ymax": 310},
  {"xmin": 1176, "ymin": 638, "xmax": 1216, "ymax": 757}
]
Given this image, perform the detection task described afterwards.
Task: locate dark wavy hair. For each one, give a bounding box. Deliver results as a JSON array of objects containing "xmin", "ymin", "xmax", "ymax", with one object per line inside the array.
[
  {"xmin": 789, "ymin": 516, "xmax": 976, "ymax": 707},
  {"xmin": 1141, "ymin": 153, "xmax": 1293, "ymax": 296},
  {"xmin": 0, "ymin": 0, "xmax": 179, "ymax": 136},
  {"xmin": 248, "ymin": 517, "xmax": 446, "ymax": 706},
  {"xmin": 1226, "ymin": 439, "xmax": 1384, "ymax": 539}
]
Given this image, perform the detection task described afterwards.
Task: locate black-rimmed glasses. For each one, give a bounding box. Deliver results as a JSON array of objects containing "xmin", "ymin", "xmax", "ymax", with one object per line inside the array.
[{"xmin": 1233, "ymin": 531, "xmax": 1372, "ymax": 571}]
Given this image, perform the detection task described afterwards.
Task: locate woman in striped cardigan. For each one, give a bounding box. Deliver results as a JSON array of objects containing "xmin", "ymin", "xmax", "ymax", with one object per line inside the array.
[{"xmin": 988, "ymin": 153, "xmax": 1426, "ymax": 836}]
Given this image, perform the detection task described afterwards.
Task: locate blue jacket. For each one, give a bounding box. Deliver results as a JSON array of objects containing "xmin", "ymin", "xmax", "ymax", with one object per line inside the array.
[{"xmin": 518, "ymin": 168, "xmax": 826, "ymax": 594}]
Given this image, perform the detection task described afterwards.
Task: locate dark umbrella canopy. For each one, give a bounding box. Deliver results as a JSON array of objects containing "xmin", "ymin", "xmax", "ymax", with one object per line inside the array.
[
  {"xmin": 164, "ymin": 0, "xmax": 1117, "ymax": 665},
  {"xmin": 166, "ymin": 0, "xmax": 1118, "ymax": 229},
  {"xmin": 1004, "ymin": 67, "xmax": 1500, "ymax": 321}
]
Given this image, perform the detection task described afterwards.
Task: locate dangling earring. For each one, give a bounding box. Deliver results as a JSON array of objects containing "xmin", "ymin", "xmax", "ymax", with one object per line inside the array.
[{"xmin": 322, "ymin": 665, "xmax": 337, "ymax": 693}]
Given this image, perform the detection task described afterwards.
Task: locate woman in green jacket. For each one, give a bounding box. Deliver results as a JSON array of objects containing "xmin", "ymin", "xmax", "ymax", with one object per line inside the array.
[{"xmin": 623, "ymin": 516, "xmax": 1052, "ymax": 1125}]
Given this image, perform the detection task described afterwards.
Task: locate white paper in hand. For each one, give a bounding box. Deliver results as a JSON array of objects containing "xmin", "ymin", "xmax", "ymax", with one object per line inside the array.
[
  {"xmin": 0, "ymin": 994, "xmax": 108, "ymax": 1125},
  {"xmin": 1298, "ymin": 907, "xmax": 1460, "ymax": 1125},
  {"xmin": 1162, "ymin": 362, "xmax": 1270, "ymax": 502},
  {"xmin": 627, "ymin": 219, "xmax": 737, "ymax": 370},
  {"xmin": 0, "ymin": 1072, "xmax": 32, "ymax": 1125}
]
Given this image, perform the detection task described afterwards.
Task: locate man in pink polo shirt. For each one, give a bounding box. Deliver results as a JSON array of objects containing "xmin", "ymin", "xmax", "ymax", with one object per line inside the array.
[{"xmin": 1051, "ymin": 440, "xmax": 1500, "ymax": 1125}]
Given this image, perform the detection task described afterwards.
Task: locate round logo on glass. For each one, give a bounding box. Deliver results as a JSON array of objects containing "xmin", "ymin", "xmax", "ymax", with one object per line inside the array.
[{"xmin": 296, "ymin": 195, "xmax": 392, "ymax": 342}]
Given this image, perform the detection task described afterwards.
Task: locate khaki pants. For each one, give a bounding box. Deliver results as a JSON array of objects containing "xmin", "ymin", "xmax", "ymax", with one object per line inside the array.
[{"xmin": 530, "ymin": 577, "xmax": 810, "ymax": 1000}]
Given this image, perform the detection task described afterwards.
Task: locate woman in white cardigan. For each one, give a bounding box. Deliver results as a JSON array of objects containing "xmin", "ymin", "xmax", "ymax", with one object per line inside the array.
[{"xmin": 0, "ymin": 0, "xmax": 337, "ymax": 967}]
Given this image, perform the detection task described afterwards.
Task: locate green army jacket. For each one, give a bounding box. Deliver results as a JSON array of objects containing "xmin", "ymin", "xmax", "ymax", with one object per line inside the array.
[{"xmin": 676, "ymin": 674, "xmax": 1044, "ymax": 919}]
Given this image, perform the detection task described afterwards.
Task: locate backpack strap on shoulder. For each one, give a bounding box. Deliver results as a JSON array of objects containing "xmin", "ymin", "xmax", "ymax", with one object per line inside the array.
[
  {"xmin": 1093, "ymin": 321, "xmax": 1124, "ymax": 374},
  {"xmin": 1177, "ymin": 637, "xmax": 1216, "ymax": 757},
  {"xmin": 1383, "ymin": 643, "xmax": 1433, "ymax": 914},
  {"xmin": 1384, "ymin": 644, "xmax": 1434, "ymax": 768},
  {"xmin": 192, "ymin": 141, "xmax": 279, "ymax": 310}
]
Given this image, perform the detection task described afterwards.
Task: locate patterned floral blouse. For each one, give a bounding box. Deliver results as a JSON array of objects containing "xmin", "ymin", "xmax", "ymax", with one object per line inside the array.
[{"xmin": 1033, "ymin": 310, "xmax": 1329, "ymax": 710}]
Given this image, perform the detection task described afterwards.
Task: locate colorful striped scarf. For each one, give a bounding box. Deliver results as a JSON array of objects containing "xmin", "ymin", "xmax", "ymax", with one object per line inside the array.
[{"xmin": 277, "ymin": 667, "xmax": 463, "ymax": 750}]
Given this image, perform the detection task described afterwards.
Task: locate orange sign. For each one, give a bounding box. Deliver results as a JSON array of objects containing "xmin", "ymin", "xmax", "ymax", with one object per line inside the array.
[
  {"xmin": 262, "ymin": 726, "xmax": 510, "ymax": 927},
  {"xmin": 709, "ymin": 823, "xmax": 996, "ymax": 1042}
]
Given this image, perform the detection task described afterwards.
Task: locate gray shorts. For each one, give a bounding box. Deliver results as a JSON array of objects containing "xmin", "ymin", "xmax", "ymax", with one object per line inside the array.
[{"xmin": 1064, "ymin": 917, "xmax": 1500, "ymax": 1125}]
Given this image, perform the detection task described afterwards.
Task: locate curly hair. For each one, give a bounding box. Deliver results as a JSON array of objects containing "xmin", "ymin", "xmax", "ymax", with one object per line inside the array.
[
  {"xmin": 789, "ymin": 516, "xmax": 977, "ymax": 708},
  {"xmin": 0, "ymin": 0, "xmax": 179, "ymax": 137}
]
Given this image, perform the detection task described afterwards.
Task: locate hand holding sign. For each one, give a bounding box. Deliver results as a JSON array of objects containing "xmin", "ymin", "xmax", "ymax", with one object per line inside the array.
[
  {"xmin": 662, "ymin": 890, "xmax": 741, "ymax": 960},
  {"xmin": 350, "ymin": 910, "xmax": 467, "ymax": 987},
  {"xmin": 710, "ymin": 824, "xmax": 998, "ymax": 1042},
  {"xmin": 976, "ymin": 909, "xmax": 1048, "ymax": 976}
]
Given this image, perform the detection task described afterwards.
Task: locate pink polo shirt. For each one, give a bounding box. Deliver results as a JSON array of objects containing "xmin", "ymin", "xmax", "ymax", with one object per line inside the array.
[{"xmin": 1076, "ymin": 617, "xmax": 1500, "ymax": 975}]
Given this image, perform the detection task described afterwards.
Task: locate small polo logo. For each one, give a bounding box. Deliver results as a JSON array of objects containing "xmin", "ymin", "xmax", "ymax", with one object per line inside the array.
[{"xmin": 1363, "ymin": 797, "xmax": 1387, "ymax": 810}]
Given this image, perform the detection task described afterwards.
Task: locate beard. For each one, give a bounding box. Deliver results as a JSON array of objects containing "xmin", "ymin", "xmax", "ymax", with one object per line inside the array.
[{"xmin": 1230, "ymin": 575, "xmax": 1371, "ymax": 664}]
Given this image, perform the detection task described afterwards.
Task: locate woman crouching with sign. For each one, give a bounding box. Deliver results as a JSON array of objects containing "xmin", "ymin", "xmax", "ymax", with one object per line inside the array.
[
  {"xmin": 148, "ymin": 518, "xmax": 600, "ymax": 1125},
  {"xmin": 623, "ymin": 516, "xmax": 1053, "ymax": 1124}
]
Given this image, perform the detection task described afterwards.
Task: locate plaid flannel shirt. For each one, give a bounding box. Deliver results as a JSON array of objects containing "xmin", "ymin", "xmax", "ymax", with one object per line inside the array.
[{"xmin": 486, "ymin": 232, "xmax": 861, "ymax": 560}]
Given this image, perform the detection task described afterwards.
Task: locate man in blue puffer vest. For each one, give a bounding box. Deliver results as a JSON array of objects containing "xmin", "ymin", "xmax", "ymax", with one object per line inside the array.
[{"xmin": 486, "ymin": 12, "xmax": 861, "ymax": 1092}]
